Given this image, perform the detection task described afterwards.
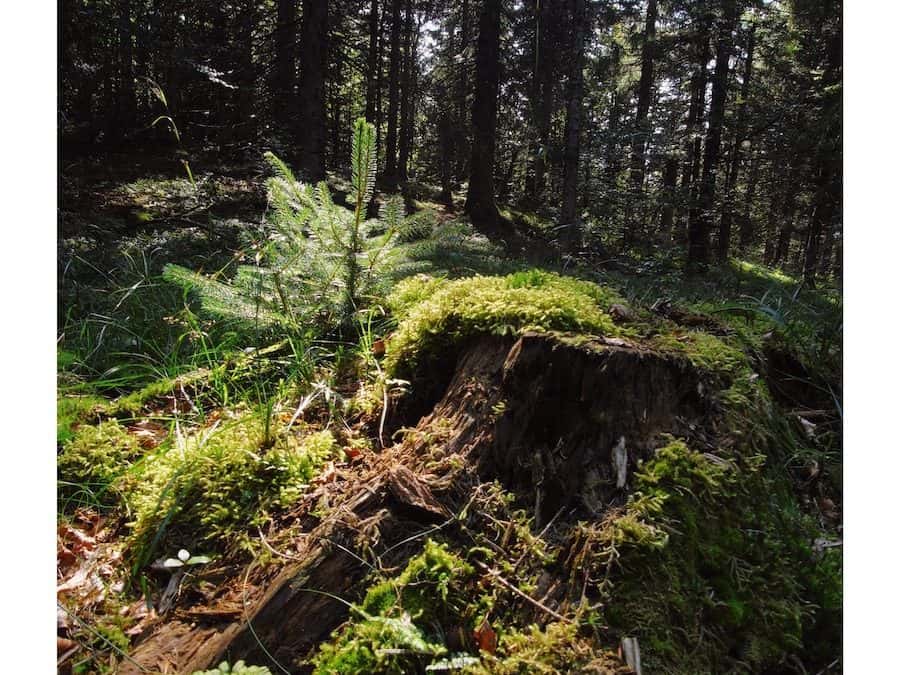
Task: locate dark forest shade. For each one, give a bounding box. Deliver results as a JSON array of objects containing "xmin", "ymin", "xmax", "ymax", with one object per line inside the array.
[{"xmin": 58, "ymin": 0, "xmax": 842, "ymax": 283}]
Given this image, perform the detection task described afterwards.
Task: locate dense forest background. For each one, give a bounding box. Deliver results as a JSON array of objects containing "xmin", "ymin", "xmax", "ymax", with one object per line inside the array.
[{"xmin": 59, "ymin": 0, "xmax": 841, "ymax": 281}]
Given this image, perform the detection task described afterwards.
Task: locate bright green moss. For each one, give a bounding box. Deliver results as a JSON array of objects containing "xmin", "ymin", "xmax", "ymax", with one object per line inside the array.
[
  {"xmin": 58, "ymin": 420, "xmax": 143, "ymax": 508},
  {"xmin": 126, "ymin": 415, "xmax": 340, "ymax": 561},
  {"xmin": 313, "ymin": 540, "xmax": 475, "ymax": 674},
  {"xmin": 596, "ymin": 439, "xmax": 830, "ymax": 672},
  {"xmin": 57, "ymin": 393, "xmax": 108, "ymax": 445},
  {"xmin": 385, "ymin": 271, "xmax": 621, "ymax": 375},
  {"xmin": 193, "ymin": 661, "xmax": 273, "ymax": 675}
]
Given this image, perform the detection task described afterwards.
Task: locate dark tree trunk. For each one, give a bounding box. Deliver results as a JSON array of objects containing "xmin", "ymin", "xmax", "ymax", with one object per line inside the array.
[
  {"xmin": 678, "ymin": 18, "xmax": 710, "ymax": 245},
  {"xmin": 465, "ymin": 0, "xmax": 503, "ymax": 233},
  {"xmin": 559, "ymin": 0, "xmax": 588, "ymax": 251},
  {"xmin": 454, "ymin": 0, "xmax": 472, "ymax": 183},
  {"xmin": 687, "ymin": 0, "xmax": 737, "ymax": 273},
  {"xmin": 398, "ymin": 0, "xmax": 415, "ymax": 186},
  {"xmin": 717, "ymin": 24, "xmax": 755, "ymax": 262},
  {"xmin": 384, "ymin": 0, "xmax": 403, "ymax": 189},
  {"xmin": 365, "ymin": 0, "xmax": 379, "ymax": 124},
  {"xmin": 803, "ymin": 165, "xmax": 840, "ymax": 285},
  {"xmin": 623, "ymin": 0, "xmax": 658, "ymax": 246},
  {"xmin": 659, "ymin": 155, "xmax": 679, "ymax": 241},
  {"xmin": 234, "ymin": 0, "xmax": 256, "ymax": 139},
  {"xmin": 115, "ymin": 0, "xmax": 136, "ymax": 138},
  {"xmin": 529, "ymin": 0, "xmax": 558, "ymax": 206},
  {"xmin": 274, "ymin": 0, "xmax": 296, "ymax": 128},
  {"xmin": 738, "ymin": 149, "xmax": 760, "ymax": 251},
  {"xmin": 297, "ymin": 0, "xmax": 329, "ymax": 181},
  {"xmin": 438, "ymin": 99, "xmax": 455, "ymax": 207}
]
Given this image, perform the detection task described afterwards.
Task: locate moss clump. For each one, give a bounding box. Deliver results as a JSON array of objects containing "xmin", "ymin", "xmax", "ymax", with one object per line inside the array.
[
  {"xmin": 592, "ymin": 439, "xmax": 834, "ymax": 672},
  {"xmin": 57, "ymin": 393, "xmax": 108, "ymax": 445},
  {"xmin": 471, "ymin": 621, "xmax": 628, "ymax": 674},
  {"xmin": 126, "ymin": 416, "xmax": 339, "ymax": 562},
  {"xmin": 313, "ymin": 540, "xmax": 476, "ymax": 674},
  {"xmin": 385, "ymin": 271, "xmax": 621, "ymax": 376},
  {"xmin": 58, "ymin": 420, "xmax": 143, "ymax": 509},
  {"xmin": 193, "ymin": 661, "xmax": 273, "ymax": 675}
]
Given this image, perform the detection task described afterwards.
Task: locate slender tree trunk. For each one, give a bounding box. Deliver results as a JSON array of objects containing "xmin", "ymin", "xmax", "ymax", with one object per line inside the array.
[
  {"xmin": 717, "ymin": 24, "xmax": 755, "ymax": 262},
  {"xmin": 687, "ymin": 0, "xmax": 737, "ymax": 273},
  {"xmin": 465, "ymin": 0, "xmax": 503, "ymax": 233},
  {"xmin": 529, "ymin": 0, "xmax": 557, "ymax": 206},
  {"xmin": 659, "ymin": 156, "xmax": 679, "ymax": 241},
  {"xmin": 398, "ymin": 0, "xmax": 414, "ymax": 186},
  {"xmin": 115, "ymin": 0, "xmax": 136, "ymax": 139},
  {"xmin": 678, "ymin": 19, "xmax": 710, "ymax": 245},
  {"xmin": 803, "ymin": 164, "xmax": 840, "ymax": 285},
  {"xmin": 274, "ymin": 0, "xmax": 296, "ymax": 129},
  {"xmin": 454, "ymin": 0, "xmax": 472, "ymax": 183},
  {"xmin": 365, "ymin": 0, "xmax": 379, "ymax": 123},
  {"xmin": 738, "ymin": 148, "xmax": 760, "ymax": 251},
  {"xmin": 297, "ymin": 0, "xmax": 329, "ymax": 181},
  {"xmin": 234, "ymin": 0, "xmax": 256, "ymax": 139},
  {"xmin": 383, "ymin": 0, "xmax": 403, "ymax": 189},
  {"xmin": 624, "ymin": 0, "xmax": 658, "ymax": 247},
  {"xmin": 559, "ymin": 0, "xmax": 588, "ymax": 251},
  {"xmin": 438, "ymin": 95, "xmax": 454, "ymax": 207}
]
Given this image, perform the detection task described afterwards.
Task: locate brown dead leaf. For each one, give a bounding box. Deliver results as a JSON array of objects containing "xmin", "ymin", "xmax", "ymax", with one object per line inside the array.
[
  {"xmin": 372, "ymin": 339, "xmax": 386, "ymax": 357},
  {"xmin": 473, "ymin": 619, "xmax": 497, "ymax": 654},
  {"xmin": 128, "ymin": 420, "xmax": 169, "ymax": 448}
]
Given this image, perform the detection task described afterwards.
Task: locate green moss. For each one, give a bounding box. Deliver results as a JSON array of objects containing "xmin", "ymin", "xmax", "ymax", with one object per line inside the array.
[
  {"xmin": 126, "ymin": 415, "xmax": 340, "ymax": 562},
  {"xmin": 313, "ymin": 540, "xmax": 476, "ymax": 674},
  {"xmin": 593, "ymin": 439, "xmax": 833, "ymax": 672},
  {"xmin": 193, "ymin": 661, "xmax": 273, "ymax": 675},
  {"xmin": 58, "ymin": 420, "xmax": 143, "ymax": 509},
  {"xmin": 385, "ymin": 271, "xmax": 621, "ymax": 376},
  {"xmin": 57, "ymin": 393, "xmax": 108, "ymax": 445}
]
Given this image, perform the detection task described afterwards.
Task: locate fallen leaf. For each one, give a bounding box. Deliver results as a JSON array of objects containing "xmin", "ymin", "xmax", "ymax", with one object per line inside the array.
[{"xmin": 473, "ymin": 619, "xmax": 497, "ymax": 654}]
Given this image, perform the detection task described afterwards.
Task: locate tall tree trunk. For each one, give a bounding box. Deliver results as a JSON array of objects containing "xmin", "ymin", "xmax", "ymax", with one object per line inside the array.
[
  {"xmin": 687, "ymin": 0, "xmax": 737, "ymax": 273},
  {"xmin": 398, "ymin": 0, "xmax": 415, "ymax": 186},
  {"xmin": 717, "ymin": 24, "xmax": 755, "ymax": 262},
  {"xmin": 384, "ymin": 0, "xmax": 403, "ymax": 189},
  {"xmin": 274, "ymin": 0, "xmax": 296, "ymax": 129},
  {"xmin": 465, "ymin": 0, "xmax": 503, "ymax": 233},
  {"xmin": 365, "ymin": 0, "xmax": 379, "ymax": 124},
  {"xmin": 659, "ymin": 155, "xmax": 679, "ymax": 241},
  {"xmin": 115, "ymin": 0, "xmax": 136, "ymax": 139},
  {"xmin": 623, "ymin": 0, "xmax": 658, "ymax": 247},
  {"xmin": 297, "ymin": 0, "xmax": 329, "ymax": 181},
  {"xmin": 454, "ymin": 0, "xmax": 472, "ymax": 183},
  {"xmin": 803, "ymin": 164, "xmax": 840, "ymax": 285},
  {"xmin": 559, "ymin": 0, "xmax": 588, "ymax": 251},
  {"xmin": 529, "ymin": 0, "xmax": 558, "ymax": 206},
  {"xmin": 737, "ymin": 148, "xmax": 760, "ymax": 251},
  {"xmin": 678, "ymin": 18, "xmax": 710, "ymax": 246},
  {"xmin": 438, "ymin": 95, "xmax": 455, "ymax": 207},
  {"xmin": 234, "ymin": 0, "xmax": 256, "ymax": 140}
]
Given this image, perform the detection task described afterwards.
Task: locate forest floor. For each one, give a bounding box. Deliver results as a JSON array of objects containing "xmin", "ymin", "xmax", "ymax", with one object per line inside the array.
[{"xmin": 57, "ymin": 150, "xmax": 842, "ymax": 674}]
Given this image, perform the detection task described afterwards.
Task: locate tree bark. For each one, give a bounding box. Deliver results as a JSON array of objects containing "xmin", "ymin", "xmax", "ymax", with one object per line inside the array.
[
  {"xmin": 234, "ymin": 0, "xmax": 256, "ymax": 139},
  {"xmin": 687, "ymin": 0, "xmax": 737, "ymax": 273},
  {"xmin": 398, "ymin": 0, "xmax": 415, "ymax": 186},
  {"xmin": 717, "ymin": 24, "xmax": 755, "ymax": 262},
  {"xmin": 678, "ymin": 17, "xmax": 710, "ymax": 246},
  {"xmin": 529, "ymin": 0, "xmax": 558, "ymax": 206},
  {"xmin": 383, "ymin": 0, "xmax": 403, "ymax": 190},
  {"xmin": 365, "ymin": 0, "xmax": 380, "ymax": 124},
  {"xmin": 465, "ymin": 0, "xmax": 503, "ymax": 233},
  {"xmin": 737, "ymin": 148, "xmax": 760, "ymax": 251},
  {"xmin": 273, "ymin": 0, "xmax": 296, "ymax": 129},
  {"xmin": 659, "ymin": 156, "xmax": 679, "ymax": 241},
  {"xmin": 115, "ymin": 0, "xmax": 136, "ymax": 139},
  {"xmin": 559, "ymin": 0, "xmax": 588, "ymax": 251},
  {"xmin": 623, "ymin": 0, "xmax": 658, "ymax": 247},
  {"xmin": 297, "ymin": 0, "xmax": 329, "ymax": 181}
]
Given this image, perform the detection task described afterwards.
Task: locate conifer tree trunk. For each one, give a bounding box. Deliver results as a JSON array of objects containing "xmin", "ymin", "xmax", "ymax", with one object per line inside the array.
[
  {"xmin": 738, "ymin": 149, "xmax": 760, "ymax": 251},
  {"xmin": 717, "ymin": 24, "xmax": 755, "ymax": 262},
  {"xmin": 659, "ymin": 156, "xmax": 679, "ymax": 240},
  {"xmin": 465, "ymin": 0, "xmax": 503, "ymax": 233},
  {"xmin": 234, "ymin": 0, "xmax": 256, "ymax": 139},
  {"xmin": 115, "ymin": 0, "xmax": 136, "ymax": 139},
  {"xmin": 365, "ymin": 0, "xmax": 379, "ymax": 124},
  {"xmin": 384, "ymin": 0, "xmax": 402, "ymax": 189},
  {"xmin": 529, "ymin": 0, "xmax": 558, "ymax": 206},
  {"xmin": 687, "ymin": 0, "xmax": 737, "ymax": 272},
  {"xmin": 559, "ymin": 0, "xmax": 588, "ymax": 251},
  {"xmin": 398, "ymin": 0, "xmax": 414, "ymax": 186},
  {"xmin": 623, "ymin": 0, "xmax": 658, "ymax": 247},
  {"xmin": 454, "ymin": 0, "xmax": 472, "ymax": 183},
  {"xmin": 678, "ymin": 19, "xmax": 710, "ymax": 245},
  {"xmin": 438, "ymin": 98, "xmax": 454, "ymax": 207},
  {"xmin": 274, "ymin": 0, "xmax": 296, "ymax": 129},
  {"xmin": 298, "ymin": 0, "xmax": 329, "ymax": 181}
]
